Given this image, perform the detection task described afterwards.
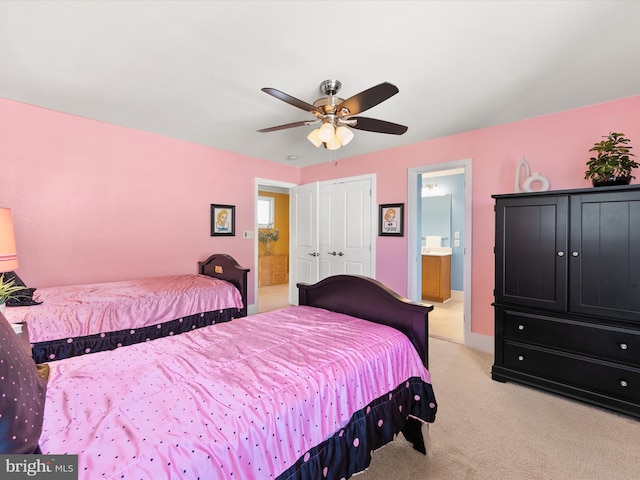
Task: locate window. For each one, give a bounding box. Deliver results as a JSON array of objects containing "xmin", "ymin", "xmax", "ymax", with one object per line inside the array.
[{"xmin": 257, "ymin": 196, "xmax": 274, "ymax": 228}]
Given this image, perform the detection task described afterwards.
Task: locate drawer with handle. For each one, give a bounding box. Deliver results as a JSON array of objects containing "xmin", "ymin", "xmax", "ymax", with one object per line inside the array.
[
  {"xmin": 501, "ymin": 309, "xmax": 640, "ymax": 367},
  {"xmin": 504, "ymin": 342, "xmax": 640, "ymax": 404}
]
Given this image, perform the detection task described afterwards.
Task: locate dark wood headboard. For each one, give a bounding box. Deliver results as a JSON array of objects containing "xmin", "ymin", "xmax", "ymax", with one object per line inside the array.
[
  {"xmin": 198, "ymin": 254, "xmax": 250, "ymax": 317},
  {"xmin": 298, "ymin": 275, "xmax": 433, "ymax": 368}
]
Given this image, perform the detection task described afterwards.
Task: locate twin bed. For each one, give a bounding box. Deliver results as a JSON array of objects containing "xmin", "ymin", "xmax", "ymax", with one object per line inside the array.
[
  {"xmin": 4, "ymin": 254, "xmax": 249, "ymax": 363},
  {"xmin": 0, "ymin": 258, "xmax": 437, "ymax": 480}
]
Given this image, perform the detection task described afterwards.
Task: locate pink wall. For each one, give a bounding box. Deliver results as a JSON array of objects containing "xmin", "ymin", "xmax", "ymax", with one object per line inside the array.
[
  {"xmin": 301, "ymin": 95, "xmax": 640, "ymax": 336},
  {"xmin": 0, "ymin": 98, "xmax": 300, "ymax": 306},
  {"xmin": 3, "ymin": 95, "xmax": 639, "ymax": 336}
]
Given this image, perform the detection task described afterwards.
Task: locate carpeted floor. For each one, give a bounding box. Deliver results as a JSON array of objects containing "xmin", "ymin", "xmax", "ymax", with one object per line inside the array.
[{"xmin": 354, "ymin": 337, "xmax": 640, "ymax": 480}]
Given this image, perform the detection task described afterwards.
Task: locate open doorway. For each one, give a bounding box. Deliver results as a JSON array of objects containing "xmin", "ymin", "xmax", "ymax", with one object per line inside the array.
[
  {"xmin": 420, "ymin": 169, "xmax": 465, "ymax": 343},
  {"xmin": 255, "ymin": 179, "xmax": 295, "ymax": 313},
  {"xmin": 408, "ymin": 159, "xmax": 472, "ymax": 345}
]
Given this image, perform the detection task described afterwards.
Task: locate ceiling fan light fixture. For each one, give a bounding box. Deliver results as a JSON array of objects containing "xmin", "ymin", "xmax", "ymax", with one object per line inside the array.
[
  {"xmin": 318, "ymin": 122, "xmax": 335, "ymax": 143},
  {"xmin": 336, "ymin": 126, "xmax": 354, "ymax": 146},
  {"xmin": 307, "ymin": 129, "xmax": 323, "ymax": 148},
  {"xmin": 325, "ymin": 135, "xmax": 341, "ymax": 150},
  {"xmin": 259, "ymin": 80, "xmax": 406, "ymax": 154}
]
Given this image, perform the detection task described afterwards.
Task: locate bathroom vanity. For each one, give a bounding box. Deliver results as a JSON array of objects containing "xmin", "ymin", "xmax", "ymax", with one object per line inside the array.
[{"xmin": 421, "ymin": 247, "xmax": 452, "ymax": 302}]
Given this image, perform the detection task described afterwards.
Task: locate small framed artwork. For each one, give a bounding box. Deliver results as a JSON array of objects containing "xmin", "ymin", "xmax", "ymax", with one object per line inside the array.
[
  {"xmin": 379, "ymin": 203, "xmax": 404, "ymax": 236},
  {"xmin": 211, "ymin": 204, "xmax": 235, "ymax": 236}
]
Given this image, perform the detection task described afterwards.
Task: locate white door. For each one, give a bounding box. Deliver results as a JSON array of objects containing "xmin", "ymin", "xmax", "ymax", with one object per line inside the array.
[
  {"xmin": 289, "ymin": 182, "xmax": 319, "ymax": 304},
  {"xmin": 317, "ymin": 183, "xmax": 334, "ymax": 280},
  {"xmin": 291, "ymin": 176, "xmax": 373, "ymax": 302},
  {"xmin": 318, "ymin": 178, "xmax": 372, "ymax": 278}
]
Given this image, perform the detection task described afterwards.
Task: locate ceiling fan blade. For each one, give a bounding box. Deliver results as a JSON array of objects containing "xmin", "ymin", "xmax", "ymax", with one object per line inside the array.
[
  {"xmin": 336, "ymin": 82, "xmax": 399, "ymax": 116},
  {"xmin": 261, "ymin": 88, "xmax": 318, "ymax": 113},
  {"xmin": 350, "ymin": 117, "xmax": 408, "ymax": 135},
  {"xmin": 257, "ymin": 119, "xmax": 320, "ymax": 133}
]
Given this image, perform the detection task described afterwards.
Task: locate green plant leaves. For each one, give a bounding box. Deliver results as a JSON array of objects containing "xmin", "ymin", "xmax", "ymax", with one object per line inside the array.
[{"xmin": 584, "ymin": 132, "xmax": 638, "ymax": 180}]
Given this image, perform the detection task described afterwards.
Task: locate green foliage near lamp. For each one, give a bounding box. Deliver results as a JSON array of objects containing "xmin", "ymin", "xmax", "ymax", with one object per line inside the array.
[
  {"xmin": 585, "ymin": 132, "xmax": 638, "ymax": 187},
  {"xmin": 0, "ymin": 274, "xmax": 24, "ymax": 308}
]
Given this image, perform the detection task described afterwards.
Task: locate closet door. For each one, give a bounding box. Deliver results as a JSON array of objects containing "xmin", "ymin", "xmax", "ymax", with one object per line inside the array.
[
  {"xmin": 290, "ymin": 177, "xmax": 373, "ymax": 297},
  {"xmin": 339, "ymin": 178, "xmax": 372, "ymax": 276},
  {"xmin": 569, "ymin": 190, "xmax": 640, "ymax": 322},
  {"xmin": 318, "ymin": 184, "xmax": 334, "ymax": 280},
  {"xmin": 318, "ymin": 178, "xmax": 372, "ymax": 279}
]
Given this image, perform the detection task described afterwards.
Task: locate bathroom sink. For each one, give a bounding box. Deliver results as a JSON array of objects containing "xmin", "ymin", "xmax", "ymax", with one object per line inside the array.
[{"xmin": 421, "ymin": 246, "xmax": 453, "ymax": 256}]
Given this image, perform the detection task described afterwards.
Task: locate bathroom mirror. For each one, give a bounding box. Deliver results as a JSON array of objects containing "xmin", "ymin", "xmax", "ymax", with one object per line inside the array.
[{"xmin": 422, "ymin": 194, "xmax": 451, "ymax": 247}]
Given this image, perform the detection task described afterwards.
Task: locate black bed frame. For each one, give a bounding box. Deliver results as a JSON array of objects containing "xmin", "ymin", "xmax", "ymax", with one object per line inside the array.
[
  {"xmin": 198, "ymin": 253, "xmax": 250, "ymax": 317},
  {"xmin": 298, "ymin": 274, "xmax": 433, "ymax": 368}
]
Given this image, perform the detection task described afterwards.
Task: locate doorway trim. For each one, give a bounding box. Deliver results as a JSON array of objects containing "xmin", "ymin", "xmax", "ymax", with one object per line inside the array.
[
  {"xmin": 408, "ymin": 159, "xmax": 473, "ymax": 345},
  {"xmin": 254, "ymin": 177, "xmax": 298, "ymax": 315}
]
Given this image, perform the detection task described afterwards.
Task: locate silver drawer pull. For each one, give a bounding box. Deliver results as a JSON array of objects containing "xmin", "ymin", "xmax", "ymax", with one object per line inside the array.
[
  {"xmin": 619, "ymin": 343, "xmax": 628, "ymax": 350},
  {"xmin": 518, "ymin": 325, "xmax": 525, "ymax": 331},
  {"xmin": 557, "ymin": 251, "xmax": 565, "ymax": 257},
  {"xmin": 620, "ymin": 380, "xmax": 628, "ymax": 388},
  {"xmin": 571, "ymin": 251, "xmax": 579, "ymax": 257},
  {"xmin": 518, "ymin": 355, "xmax": 524, "ymax": 361}
]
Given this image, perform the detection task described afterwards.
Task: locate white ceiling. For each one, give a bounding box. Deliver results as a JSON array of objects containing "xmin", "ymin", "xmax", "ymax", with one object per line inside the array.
[{"xmin": 1, "ymin": 1, "xmax": 639, "ymax": 168}]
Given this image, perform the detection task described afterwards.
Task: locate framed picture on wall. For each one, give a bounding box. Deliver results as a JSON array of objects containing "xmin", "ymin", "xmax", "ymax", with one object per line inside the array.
[
  {"xmin": 211, "ymin": 204, "xmax": 235, "ymax": 236},
  {"xmin": 379, "ymin": 203, "xmax": 404, "ymax": 236}
]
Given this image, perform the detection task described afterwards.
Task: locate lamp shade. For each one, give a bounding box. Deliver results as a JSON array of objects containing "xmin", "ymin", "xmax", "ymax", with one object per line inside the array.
[
  {"xmin": 307, "ymin": 129, "xmax": 323, "ymax": 148},
  {"xmin": 325, "ymin": 136, "xmax": 341, "ymax": 150},
  {"xmin": 336, "ymin": 126, "xmax": 354, "ymax": 146},
  {"xmin": 318, "ymin": 123, "xmax": 335, "ymax": 143},
  {"xmin": 0, "ymin": 208, "xmax": 18, "ymax": 272}
]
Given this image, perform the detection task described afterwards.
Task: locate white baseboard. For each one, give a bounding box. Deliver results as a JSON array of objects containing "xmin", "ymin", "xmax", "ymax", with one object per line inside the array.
[
  {"xmin": 451, "ymin": 290, "xmax": 464, "ymax": 301},
  {"xmin": 465, "ymin": 331, "xmax": 494, "ymax": 354}
]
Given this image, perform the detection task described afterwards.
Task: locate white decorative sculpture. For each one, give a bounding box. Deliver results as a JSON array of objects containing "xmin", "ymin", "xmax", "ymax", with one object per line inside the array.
[{"xmin": 515, "ymin": 157, "xmax": 550, "ymax": 193}]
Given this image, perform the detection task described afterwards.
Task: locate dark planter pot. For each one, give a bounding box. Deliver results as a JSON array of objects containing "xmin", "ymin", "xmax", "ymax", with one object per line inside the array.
[{"xmin": 592, "ymin": 176, "xmax": 632, "ymax": 187}]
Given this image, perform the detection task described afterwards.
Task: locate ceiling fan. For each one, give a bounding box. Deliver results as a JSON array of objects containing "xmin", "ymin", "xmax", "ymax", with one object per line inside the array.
[{"xmin": 257, "ymin": 79, "xmax": 408, "ymax": 150}]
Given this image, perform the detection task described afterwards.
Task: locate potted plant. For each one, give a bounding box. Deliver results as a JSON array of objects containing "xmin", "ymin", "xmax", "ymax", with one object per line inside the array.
[
  {"xmin": 585, "ymin": 132, "xmax": 638, "ymax": 187},
  {"xmin": 0, "ymin": 273, "xmax": 24, "ymax": 314}
]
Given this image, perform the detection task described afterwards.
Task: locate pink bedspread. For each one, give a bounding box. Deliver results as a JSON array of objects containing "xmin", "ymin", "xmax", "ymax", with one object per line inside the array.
[
  {"xmin": 39, "ymin": 306, "xmax": 433, "ymax": 479},
  {"xmin": 4, "ymin": 274, "xmax": 243, "ymax": 343}
]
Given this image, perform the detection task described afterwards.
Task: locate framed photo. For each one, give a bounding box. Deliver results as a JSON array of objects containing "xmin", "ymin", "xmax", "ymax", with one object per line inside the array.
[
  {"xmin": 211, "ymin": 204, "xmax": 235, "ymax": 236},
  {"xmin": 379, "ymin": 203, "xmax": 404, "ymax": 236}
]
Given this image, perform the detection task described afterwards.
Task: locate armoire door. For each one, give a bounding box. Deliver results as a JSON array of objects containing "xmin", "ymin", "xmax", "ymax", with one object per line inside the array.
[
  {"xmin": 495, "ymin": 195, "xmax": 568, "ymax": 311},
  {"xmin": 569, "ymin": 190, "xmax": 640, "ymax": 321}
]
